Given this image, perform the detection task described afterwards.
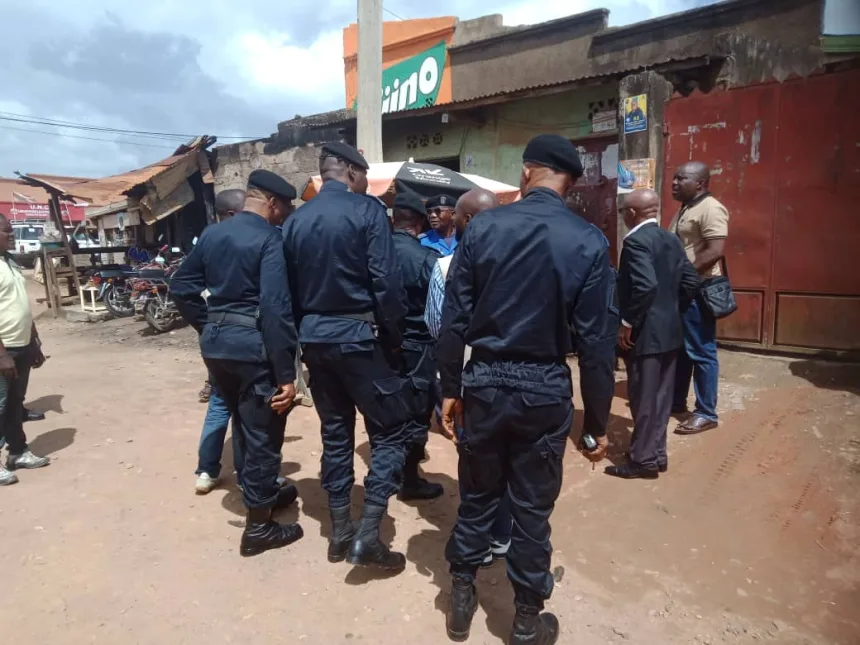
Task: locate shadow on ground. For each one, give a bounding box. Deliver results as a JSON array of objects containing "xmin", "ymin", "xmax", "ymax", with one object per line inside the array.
[
  {"xmin": 29, "ymin": 427, "xmax": 76, "ymax": 456},
  {"xmin": 24, "ymin": 394, "xmax": 65, "ymax": 415},
  {"xmin": 789, "ymin": 360, "xmax": 860, "ymax": 394}
]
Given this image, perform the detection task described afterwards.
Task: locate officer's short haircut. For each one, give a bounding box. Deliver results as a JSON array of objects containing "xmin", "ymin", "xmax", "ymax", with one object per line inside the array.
[{"xmin": 215, "ymin": 189, "xmax": 245, "ymax": 218}]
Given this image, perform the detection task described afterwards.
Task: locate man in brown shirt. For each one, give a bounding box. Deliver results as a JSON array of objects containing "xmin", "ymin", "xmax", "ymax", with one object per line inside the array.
[{"xmin": 668, "ymin": 162, "xmax": 728, "ymax": 434}]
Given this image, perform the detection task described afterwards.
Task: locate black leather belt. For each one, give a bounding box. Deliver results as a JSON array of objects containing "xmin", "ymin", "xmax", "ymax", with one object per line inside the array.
[{"xmin": 207, "ymin": 312, "xmax": 257, "ymax": 328}]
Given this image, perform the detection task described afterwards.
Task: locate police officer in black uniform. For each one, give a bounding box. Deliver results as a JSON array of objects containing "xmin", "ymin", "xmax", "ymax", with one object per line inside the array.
[
  {"xmin": 282, "ymin": 142, "xmax": 411, "ymax": 571},
  {"xmin": 171, "ymin": 170, "xmax": 303, "ymax": 558},
  {"xmin": 390, "ymin": 190, "xmax": 444, "ymax": 501},
  {"xmin": 438, "ymin": 135, "xmax": 615, "ymax": 644}
]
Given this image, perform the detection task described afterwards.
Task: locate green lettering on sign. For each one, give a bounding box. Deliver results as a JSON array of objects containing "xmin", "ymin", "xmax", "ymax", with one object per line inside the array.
[{"xmin": 353, "ymin": 40, "xmax": 447, "ymax": 114}]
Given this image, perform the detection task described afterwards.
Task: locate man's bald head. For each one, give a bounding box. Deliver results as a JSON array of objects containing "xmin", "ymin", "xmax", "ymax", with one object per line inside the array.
[
  {"xmin": 215, "ymin": 189, "xmax": 246, "ymax": 220},
  {"xmin": 453, "ymin": 189, "xmax": 499, "ymax": 241},
  {"xmin": 672, "ymin": 161, "xmax": 710, "ymax": 204},
  {"xmin": 621, "ymin": 189, "xmax": 660, "ymax": 230}
]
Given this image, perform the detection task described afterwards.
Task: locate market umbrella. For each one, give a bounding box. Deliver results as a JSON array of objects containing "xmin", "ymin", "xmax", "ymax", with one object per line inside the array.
[{"xmin": 301, "ymin": 161, "xmax": 520, "ymax": 205}]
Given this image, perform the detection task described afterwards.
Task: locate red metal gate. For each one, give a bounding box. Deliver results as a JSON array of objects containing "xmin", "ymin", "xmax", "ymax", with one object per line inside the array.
[{"xmin": 662, "ymin": 69, "xmax": 860, "ymax": 353}]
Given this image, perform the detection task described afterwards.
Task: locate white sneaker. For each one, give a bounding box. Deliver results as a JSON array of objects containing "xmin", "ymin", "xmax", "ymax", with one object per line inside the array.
[
  {"xmin": 195, "ymin": 473, "xmax": 219, "ymax": 495},
  {"xmin": 0, "ymin": 465, "xmax": 19, "ymax": 486},
  {"xmin": 490, "ymin": 539, "xmax": 511, "ymax": 557}
]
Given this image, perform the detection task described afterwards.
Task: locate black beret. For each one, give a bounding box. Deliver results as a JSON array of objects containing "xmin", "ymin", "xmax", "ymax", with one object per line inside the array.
[
  {"xmin": 426, "ymin": 194, "xmax": 456, "ymax": 210},
  {"xmin": 393, "ymin": 191, "xmax": 427, "ymax": 217},
  {"xmin": 247, "ymin": 169, "xmax": 297, "ymax": 201},
  {"xmin": 321, "ymin": 141, "xmax": 370, "ymax": 170},
  {"xmin": 522, "ymin": 134, "xmax": 583, "ymax": 178}
]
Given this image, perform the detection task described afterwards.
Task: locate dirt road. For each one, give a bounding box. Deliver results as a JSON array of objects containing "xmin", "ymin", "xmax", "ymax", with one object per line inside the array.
[{"xmin": 2, "ymin": 304, "xmax": 858, "ymax": 645}]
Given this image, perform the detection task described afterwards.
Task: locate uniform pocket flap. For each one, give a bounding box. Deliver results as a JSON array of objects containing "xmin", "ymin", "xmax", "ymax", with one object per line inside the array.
[
  {"xmin": 373, "ymin": 376, "xmax": 404, "ymax": 396},
  {"xmin": 252, "ymin": 383, "xmax": 276, "ymax": 398},
  {"xmin": 410, "ymin": 376, "xmax": 431, "ymax": 391},
  {"xmin": 521, "ymin": 392, "xmax": 565, "ymax": 408},
  {"xmin": 341, "ymin": 341, "xmax": 375, "ymax": 354}
]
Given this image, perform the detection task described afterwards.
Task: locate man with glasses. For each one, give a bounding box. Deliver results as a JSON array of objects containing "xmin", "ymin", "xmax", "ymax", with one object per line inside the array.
[{"xmin": 421, "ymin": 194, "xmax": 458, "ymax": 257}]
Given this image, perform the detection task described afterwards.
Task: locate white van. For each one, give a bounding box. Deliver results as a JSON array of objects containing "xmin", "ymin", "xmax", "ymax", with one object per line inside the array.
[{"xmin": 11, "ymin": 223, "xmax": 45, "ymax": 267}]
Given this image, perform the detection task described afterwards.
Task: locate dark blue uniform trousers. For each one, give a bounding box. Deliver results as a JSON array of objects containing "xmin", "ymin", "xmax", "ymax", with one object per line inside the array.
[
  {"xmin": 400, "ymin": 340, "xmax": 436, "ymax": 449},
  {"xmin": 204, "ymin": 358, "xmax": 286, "ymax": 510},
  {"xmin": 446, "ymin": 386, "xmax": 573, "ymax": 610},
  {"xmin": 302, "ymin": 341, "xmax": 413, "ymax": 508}
]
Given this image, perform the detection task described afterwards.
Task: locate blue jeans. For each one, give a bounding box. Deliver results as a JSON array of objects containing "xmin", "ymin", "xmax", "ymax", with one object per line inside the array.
[
  {"xmin": 196, "ymin": 384, "xmax": 244, "ymax": 480},
  {"xmin": 673, "ymin": 299, "xmax": 719, "ymax": 422}
]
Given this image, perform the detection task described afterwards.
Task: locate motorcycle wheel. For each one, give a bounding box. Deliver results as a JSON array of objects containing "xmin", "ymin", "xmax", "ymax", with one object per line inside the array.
[
  {"xmin": 104, "ymin": 284, "xmax": 135, "ymax": 318},
  {"xmin": 144, "ymin": 299, "xmax": 176, "ymax": 334}
]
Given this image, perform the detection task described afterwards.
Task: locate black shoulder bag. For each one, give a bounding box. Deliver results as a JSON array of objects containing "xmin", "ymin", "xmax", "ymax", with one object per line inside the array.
[{"xmin": 699, "ymin": 257, "xmax": 737, "ymax": 319}]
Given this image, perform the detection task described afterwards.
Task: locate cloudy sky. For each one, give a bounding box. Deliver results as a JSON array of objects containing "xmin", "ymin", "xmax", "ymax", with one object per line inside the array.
[{"xmin": 0, "ymin": 0, "xmax": 716, "ymax": 179}]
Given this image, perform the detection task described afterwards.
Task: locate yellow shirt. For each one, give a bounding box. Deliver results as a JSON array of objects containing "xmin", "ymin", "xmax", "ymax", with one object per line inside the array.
[
  {"xmin": 668, "ymin": 195, "xmax": 729, "ymax": 278},
  {"xmin": 0, "ymin": 254, "xmax": 33, "ymax": 348}
]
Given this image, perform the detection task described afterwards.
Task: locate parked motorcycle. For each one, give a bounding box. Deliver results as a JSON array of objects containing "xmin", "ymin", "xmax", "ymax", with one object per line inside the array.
[
  {"xmin": 90, "ymin": 264, "xmax": 137, "ymax": 318},
  {"xmin": 128, "ymin": 245, "xmax": 186, "ymax": 333}
]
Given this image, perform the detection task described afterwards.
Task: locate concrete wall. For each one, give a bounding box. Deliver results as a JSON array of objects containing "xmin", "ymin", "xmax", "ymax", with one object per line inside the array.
[
  {"xmin": 382, "ymin": 85, "xmax": 616, "ymax": 187},
  {"xmin": 212, "ymin": 140, "xmax": 324, "ymax": 200},
  {"xmin": 450, "ymin": 0, "xmax": 823, "ymax": 101}
]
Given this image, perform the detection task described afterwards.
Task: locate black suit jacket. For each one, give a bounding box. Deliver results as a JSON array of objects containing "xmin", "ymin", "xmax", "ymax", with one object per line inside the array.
[{"xmin": 617, "ymin": 221, "xmax": 700, "ymax": 357}]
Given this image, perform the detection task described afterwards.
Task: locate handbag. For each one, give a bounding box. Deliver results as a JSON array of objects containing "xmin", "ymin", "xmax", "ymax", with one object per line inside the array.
[{"xmin": 698, "ymin": 257, "xmax": 737, "ymax": 319}]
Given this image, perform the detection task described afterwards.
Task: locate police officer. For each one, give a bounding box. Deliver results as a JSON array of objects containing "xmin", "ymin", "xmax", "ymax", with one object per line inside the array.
[
  {"xmin": 282, "ymin": 142, "xmax": 411, "ymax": 571},
  {"xmin": 171, "ymin": 169, "xmax": 303, "ymax": 558},
  {"xmin": 390, "ymin": 190, "xmax": 444, "ymax": 501},
  {"xmin": 438, "ymin": 135, "xmax": 615, "ymax": 644}
]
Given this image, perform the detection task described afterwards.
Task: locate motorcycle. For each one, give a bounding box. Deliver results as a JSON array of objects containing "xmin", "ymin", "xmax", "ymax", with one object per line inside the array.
[
  {"xmin": 90, "ymin": 264, "xmax": 138, "ymax": 318},
  {"xmin": 128, "ymin": 245, "xmax": 186, "ymax": 333}
]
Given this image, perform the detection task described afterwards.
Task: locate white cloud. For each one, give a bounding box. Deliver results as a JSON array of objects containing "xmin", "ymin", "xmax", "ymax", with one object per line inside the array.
[{"xmin": 230, "ymin": 29, "xmax": 346, "ymax": 106}]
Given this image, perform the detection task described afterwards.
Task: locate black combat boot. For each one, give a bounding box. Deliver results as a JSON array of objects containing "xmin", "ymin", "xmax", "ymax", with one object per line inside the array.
[
  {"xmin": 399, "ymin": 444, "xmax": 444, "ymax": 501},
  {"xmin": 240, "ymin": 506, "xmax": 303, "ymax": 557},
  {"xmin": 346, "ymin": 503, "xmax": 406, "ymax": 571},
  {"xmin": 273, "ymin": 483, "xmax": 299, "ymax": 510},
  {"xmin": 508, "ymin": 607, "xmax": 560, "ymax": 645},
  {"xmin": 328, "ymin": 504, "xmax": 356, "ymax": 563},
  {"xmin": 446, "ymin": 577, "xmax": 478, "ymax": 642}
]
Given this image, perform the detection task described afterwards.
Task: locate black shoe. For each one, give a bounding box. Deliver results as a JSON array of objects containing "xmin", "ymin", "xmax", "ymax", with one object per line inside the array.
[
  {"xmin": 605, "ymin": 462, "xmax": 659, "ymax": 480},
  {"xmin": 400, "ymin": 444, "xmax": 443, "ymax": 501},
  {"xmin": 346, "ymin": 503, "xmax": 406, "ymax": 571},
  {"xmin": 22, "ymin": 408, "xmax": 45, "ymax": 423},
  {"xmin": 623, "ymin": 451, "xmax": 667, "ymax": 474},
  {"xmin": 509, "ymin": 609, "xmax": 560, "ymax": 645},
  {"xmin": 273, "ymin": 483, "xmax": 299, "ymax": 510},
  {"xmin": 446, "ymin": 578, "xmax": 478, "ymax": 642},
  {"xmin": 240, "ymin": 507, "xmax": 303, "ymax": 557},
  {"xmin": 328, "ymin": 504, "xmax": 356, "ymax": 563}
]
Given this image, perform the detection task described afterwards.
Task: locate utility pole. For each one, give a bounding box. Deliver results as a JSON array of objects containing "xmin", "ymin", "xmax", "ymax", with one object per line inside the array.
[{"xmin": 356, "ymin": 0, "xmax": 383, "ymax": 163}]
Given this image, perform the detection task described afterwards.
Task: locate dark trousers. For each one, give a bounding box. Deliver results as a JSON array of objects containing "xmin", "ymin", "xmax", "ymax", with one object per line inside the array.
[
  {"xmin": 302, "ymin": 341, "xmax": 412, "ymax": 508},
  {"xmin": 626, "ymin": 351, "xmax": 677, "ymax": 469},
  {"xmin": 0, "ymin": 346, "xmax": 32, "ymax": 455},
  {"xmin": 204, "ymin": 358, "xmax": 286, "ymax": 509},
  {"xmin": 401, "ymin": 340, "xmax": 436, "ymax": 449},
  {"xmin": 446, "ymin": 386, "xmax": 573, "ymax": 610}
]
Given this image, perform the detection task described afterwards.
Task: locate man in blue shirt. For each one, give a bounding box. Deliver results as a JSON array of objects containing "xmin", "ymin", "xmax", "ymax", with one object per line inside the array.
[
  {"xmin": 420, "ymin": 194, "xmax": 458, "ymax": 256},
  {"xmin": 283, "ymin": 142, "xmax": 411, "ymax": 572},
  {"xmin": 171, "ymin": 170, "xmax": 303, "ymax": 558}
]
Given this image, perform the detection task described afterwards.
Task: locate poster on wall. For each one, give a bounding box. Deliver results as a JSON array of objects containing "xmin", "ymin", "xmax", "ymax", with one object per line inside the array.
[
  {"xmin": 617, "ymin": 158, "xmax": 656, "ymax": 192},
  {"xmin": 623, "ymin": 94, "xmax": 648, "ymax": 134}
]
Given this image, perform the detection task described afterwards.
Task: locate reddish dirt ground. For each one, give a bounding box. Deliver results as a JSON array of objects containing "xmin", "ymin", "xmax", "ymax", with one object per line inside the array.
[{"xmin": 2, "ymin": 286, "xmax": 858, "ymax": 645}]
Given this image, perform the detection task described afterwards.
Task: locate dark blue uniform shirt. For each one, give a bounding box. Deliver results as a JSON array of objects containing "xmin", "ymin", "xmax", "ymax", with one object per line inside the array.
[
  {"xmin": 391, "ymin": 229, "xmax": 439, "ymax": 345},
  {"xmin": 282, "ymin": 180, "xmax": 407, "ymax": 346},
  {"xmin": 437, "ymin": 188, "xmax": 616, "ymax": 435},
  {"xmin": 170, "ymin": 211, "xmax": 297, "ymax": 385}
]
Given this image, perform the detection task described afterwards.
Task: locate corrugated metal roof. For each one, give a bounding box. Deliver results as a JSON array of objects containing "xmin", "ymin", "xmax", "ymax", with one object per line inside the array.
[{"xmin": 22, "ymin": 136, "xmax": 214, "ymax": 207}]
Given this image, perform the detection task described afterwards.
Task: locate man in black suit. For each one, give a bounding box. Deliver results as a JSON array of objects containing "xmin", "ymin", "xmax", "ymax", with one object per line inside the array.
[{"xmin": 608, "ymin": 189, "xmax": 699, "ymax": 480}]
